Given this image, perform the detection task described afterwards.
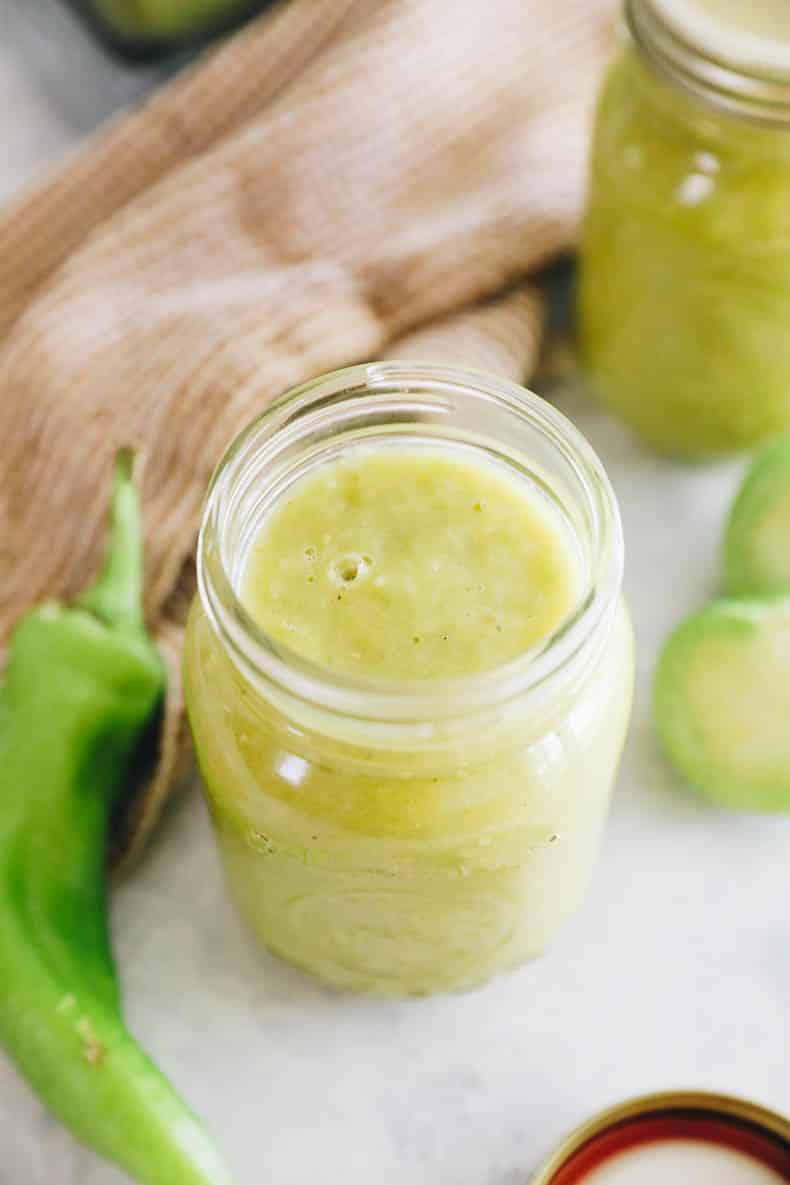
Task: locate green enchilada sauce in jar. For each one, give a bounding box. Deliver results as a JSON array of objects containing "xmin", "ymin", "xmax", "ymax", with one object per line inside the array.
[
  {"xmin": 184, "ymin": 365, "xmax": 633, "ymax": 995},
  {"xmin": 580, "ymin": 0, "xmax": 790, "ymax": 456}
]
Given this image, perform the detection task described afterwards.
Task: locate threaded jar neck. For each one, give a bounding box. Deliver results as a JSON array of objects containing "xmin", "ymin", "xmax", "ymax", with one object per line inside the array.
[{"xmin": 628, "ymin": 0, "xmax": 790, "ymax": 125}]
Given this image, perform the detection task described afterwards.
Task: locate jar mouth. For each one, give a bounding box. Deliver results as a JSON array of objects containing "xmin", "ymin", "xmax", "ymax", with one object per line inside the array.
[
  {"xmin": 629, "ymin": 0, "xmax": 790, "ymax": 125},
  {"xmin": 197, "ymin": 363, "xmax": 623, "ymax": 725}
]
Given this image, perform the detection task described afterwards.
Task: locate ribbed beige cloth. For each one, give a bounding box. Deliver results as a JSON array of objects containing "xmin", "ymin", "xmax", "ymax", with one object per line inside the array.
[{"xmin": 0, "ymin": 0, "xmax": 616, "ymax": 866}]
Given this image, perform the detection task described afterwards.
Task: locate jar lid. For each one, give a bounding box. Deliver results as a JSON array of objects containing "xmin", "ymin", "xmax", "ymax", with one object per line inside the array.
[
  {"xmin": 647, "ymin": 0, "xmax": 790, "ymax": 79},
  {"xmin": 530, "ymin": 1092, "xmax": 790, "ymax": 1185}
]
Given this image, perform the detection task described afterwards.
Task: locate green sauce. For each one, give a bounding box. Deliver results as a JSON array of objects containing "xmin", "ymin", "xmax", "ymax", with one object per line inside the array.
[
  {"xmin": 184, "ymin": 441, "xmax": 633, "ymax": 993},
  {"xmin": 241, "ymin": 448, "xmax": 579, "ymax": 680},
  {"xmin": 580, "ymin": 46, "xmax": 790, "ymax": 456}
]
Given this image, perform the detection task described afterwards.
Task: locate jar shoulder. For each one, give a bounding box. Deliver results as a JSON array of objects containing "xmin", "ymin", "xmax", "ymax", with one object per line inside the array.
[
  {"xmin": 589, "ymin": 47, "xmax": 790, "ymax": 246},
  {"xmin": 185, "ymin": 594, "xmax": 634, "ymax": 791}
]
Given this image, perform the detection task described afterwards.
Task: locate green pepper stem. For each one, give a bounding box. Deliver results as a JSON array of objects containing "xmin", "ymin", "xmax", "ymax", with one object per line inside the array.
[{"xmin": 78, "ymin": 449, "xmax": 145, "ymax": 633}]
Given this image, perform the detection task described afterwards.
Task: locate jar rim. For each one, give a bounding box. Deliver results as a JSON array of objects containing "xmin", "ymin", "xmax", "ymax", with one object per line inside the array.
[
  {"xmin": 628, "ymin": 0, "xmax": 790, "ymax": 125},
  {"xmin": 197, "ymin": 362, "xmax": 624, "ymax": 725}
]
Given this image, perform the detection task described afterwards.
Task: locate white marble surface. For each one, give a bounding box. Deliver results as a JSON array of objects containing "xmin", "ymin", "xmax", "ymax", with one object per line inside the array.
[{"xmin": 1, "ymin": 4, "xmax": 788, "ymax": 1184}]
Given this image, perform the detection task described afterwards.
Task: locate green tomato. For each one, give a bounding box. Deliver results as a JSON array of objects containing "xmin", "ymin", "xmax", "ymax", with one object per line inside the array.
[
  {"xmin": 654, "ymin": 598, "xmax": 790, "ymax": 812},
  {"xmin": 724, "ymin": 435, "xmax": 790, "ymax": 598},
  {"xmin": 91, "ymin": 0, "xmax": 252, "ymax": 39}
]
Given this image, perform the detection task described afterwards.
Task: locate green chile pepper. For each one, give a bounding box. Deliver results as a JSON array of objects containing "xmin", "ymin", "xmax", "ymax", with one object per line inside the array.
[{"xmin": 0, "ymin": 451, "xmax": 235, "ymax": 1185}]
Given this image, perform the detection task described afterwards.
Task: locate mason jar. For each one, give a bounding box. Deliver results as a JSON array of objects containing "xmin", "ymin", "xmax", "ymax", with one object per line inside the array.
[
  {"xmin": 580, "ymin": 0, "xmax": 790, "ymax": 457},
  {"xmin": 183, "ymin": 364, "xmax": 634, "ymax": 995}
]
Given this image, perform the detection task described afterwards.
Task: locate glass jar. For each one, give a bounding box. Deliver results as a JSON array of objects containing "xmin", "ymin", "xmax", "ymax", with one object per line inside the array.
[
  {"xmin": 183, "ymin": 364, "xmax": 634, "ymax": 995},
  {"xmin": 580, "ymin": 0, "xmax": 790, "ymax": 457}
]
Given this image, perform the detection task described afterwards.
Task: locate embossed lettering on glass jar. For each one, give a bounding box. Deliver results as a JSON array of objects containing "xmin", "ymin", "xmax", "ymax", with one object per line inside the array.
[
  {"xmin": 184, "ymin": 364, "xmax": 634, "ymax": 995},
  {"xmin": 580, "ymin": 0, "xmax": 790, "ymax": 456}
]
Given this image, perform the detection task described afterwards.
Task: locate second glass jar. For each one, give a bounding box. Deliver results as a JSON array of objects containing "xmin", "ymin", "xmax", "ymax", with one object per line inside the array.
[{"xmin": 580, "ymin": 0, "xmax": 790, "ymax": 457}]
